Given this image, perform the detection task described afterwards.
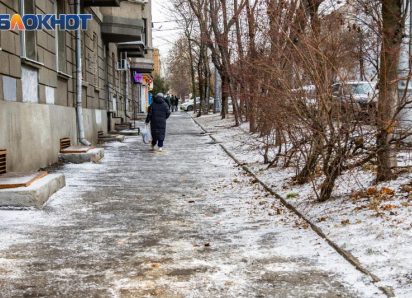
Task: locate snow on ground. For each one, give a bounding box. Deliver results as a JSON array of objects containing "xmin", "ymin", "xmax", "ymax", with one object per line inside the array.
[
  {"xmin": 0, "ymin": 113, "xmax": 386, "ymax": 297},
  {"xmin": 194, "ymin": 112, "xmax": 412, "ymax": 297}
]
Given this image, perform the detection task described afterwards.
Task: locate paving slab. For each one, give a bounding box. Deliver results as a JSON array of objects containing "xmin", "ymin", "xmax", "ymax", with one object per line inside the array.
[
  {"xmin": 0, "ymin": 174, "xmax": 65, "ymax": 207},
  {"xmin": 58, "ymin": 148, "xmax": 104, "ymax": 164}
]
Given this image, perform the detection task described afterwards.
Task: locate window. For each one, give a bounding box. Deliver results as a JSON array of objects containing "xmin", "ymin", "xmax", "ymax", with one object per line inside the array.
[
  {"xmin": 56, "ymin": 0, "xmax": 66, "ymax": 73},
  {"xmin": 93, "ymin": 33, "xmax": 98, "ymax": 87},
  {"xmin": 142, "ymin": 18, "xmax": 147, "ymax": 46},
  {"xmin": 20, "ymin": 0, "xmax": 37, "ymax": 60}
]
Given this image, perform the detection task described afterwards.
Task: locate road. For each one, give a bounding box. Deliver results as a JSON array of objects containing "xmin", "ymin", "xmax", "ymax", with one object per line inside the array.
[{"xmin": 0, "ymin": 112, "xmax": 382, "ymax": 297}]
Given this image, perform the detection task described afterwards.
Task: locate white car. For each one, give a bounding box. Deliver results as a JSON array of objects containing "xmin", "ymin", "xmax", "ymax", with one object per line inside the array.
[
  {"xmin": 291, "ymin": 85, "xmax": 317, "ymax": 107},
  {"xmin": 181, "ymin": 97, "xmax": 215, "ymax": 111}
]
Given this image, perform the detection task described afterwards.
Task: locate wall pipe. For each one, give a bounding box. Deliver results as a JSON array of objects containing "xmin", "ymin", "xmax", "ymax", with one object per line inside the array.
[
  {"xmin": 125, "ymin": 52, "xmax": 130, "ymax": 121},
  {"xmin": 104, "ymin": 44, "xmax": 111, "ymax": 132},
  {"xmin": 75, "ymin": 0, "xmax": 91, "ymax": 146}
]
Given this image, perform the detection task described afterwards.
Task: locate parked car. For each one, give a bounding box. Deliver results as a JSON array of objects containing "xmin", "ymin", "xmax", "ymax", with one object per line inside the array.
[
  {"xmin": 332, "ymin": 81, "xmax": 378, "ymax": 117},
  {"xmin": 291, "ymin": 85, "xmax": 317, "ymax": 108},
  {"xmin": 181, "ymin": 97, "xmax": 215, "ymax": 111}
]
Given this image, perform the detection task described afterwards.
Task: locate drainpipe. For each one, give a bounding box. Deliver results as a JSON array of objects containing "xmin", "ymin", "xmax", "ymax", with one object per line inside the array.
[
  {"xmin": 75, "ymin": 0, "xmax": 91, "ymax": 146},
  {"xmin": 125, "ymin": 52, "xmax": 129, "ymax": 121},
  {"xmin": 104, "ymin": 45, "xmax": 109, "ymax": 111},
  {"xmin": 104, "ymin": 44, "xmax": 111, "ymax": 132}
]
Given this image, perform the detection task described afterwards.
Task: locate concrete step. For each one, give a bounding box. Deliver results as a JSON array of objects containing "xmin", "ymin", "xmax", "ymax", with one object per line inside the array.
[
  {"xmin": 114, "ymin": 129, "xmax": 140, "ymax": 136},
  {"xmin": 0, "ymin": 174, "xmax": 65, "ymax": 208},
  {"xmin": 59, "ymin": 148, "xmax": 104, "ymax": 164},
  {"xmin": 0, "ymin": 172, "xmax": 48, "ymax": 189},
  {"xmin": 60, "ymin": 146, "xmax": 94, "ymax": 154},
  {"xmin": 98, "ymin": 135, "xmax": 125, "ymax": 143}
]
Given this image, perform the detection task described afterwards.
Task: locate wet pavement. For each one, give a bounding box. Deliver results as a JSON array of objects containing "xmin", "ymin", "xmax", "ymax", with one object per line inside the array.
[{"xmin": 0, "ymin": 112, "xmax": 383, "ymax": 297}]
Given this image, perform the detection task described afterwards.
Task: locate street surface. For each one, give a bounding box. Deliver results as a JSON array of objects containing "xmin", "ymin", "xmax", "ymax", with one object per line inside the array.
[{"xmin": 0, "ymin": 112, "xmax": 382, "ymax": 297}]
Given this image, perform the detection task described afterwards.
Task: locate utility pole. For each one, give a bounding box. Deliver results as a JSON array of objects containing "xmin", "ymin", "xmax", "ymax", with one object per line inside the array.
[{"xmin": 213, "ymin": 65, "xmax": 221, "ymax": 113}]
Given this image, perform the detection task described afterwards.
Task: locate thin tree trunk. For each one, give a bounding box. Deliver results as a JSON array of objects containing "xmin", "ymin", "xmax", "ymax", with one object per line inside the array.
[
  {"xmin": 319, "ymin": 157, "xmax": 342, "ymax": 202},
  {"xmin": 246, "ymin": 0, "xmax": 258, "ymax": 132},
  {"xmin": 221, "ymin": 74, "xmax": 229, "ymax": 119},
  {"xmin": 376, "ymin": 0, "xmax": 403, "ymax": 181},
  {"xmin": 187, "ymin": 36, "xmax": 197, "ymax": 111}
]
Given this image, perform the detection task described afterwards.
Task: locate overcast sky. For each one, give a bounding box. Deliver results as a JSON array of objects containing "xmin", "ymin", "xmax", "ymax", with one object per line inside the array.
[{"xmin": 151, "ymin": 0, "xmax": 180, "ymax": 68}]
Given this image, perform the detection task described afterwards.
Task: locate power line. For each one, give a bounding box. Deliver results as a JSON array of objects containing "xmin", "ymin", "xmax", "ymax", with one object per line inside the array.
[
  {"xmin": 153, "ymin": 27, "xmax": 185, "ymax": 32},
  {"xmin": 153, "ymin": 20, "xmax": 182, "ymax": 24}
]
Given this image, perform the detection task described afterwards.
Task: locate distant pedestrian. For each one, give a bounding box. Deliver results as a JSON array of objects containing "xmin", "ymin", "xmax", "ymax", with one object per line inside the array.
[
  {"xmin": 170, "ymin": 95, "xmax": 176, "ymax": 112},
  {"xmin": 165, "ymin": 93, "xmax": 172, "ymax": 110},
  {"xmin": 145, "ymin": 93, "xmax": 171, "ymax": 152},
  {"xmin": 174, "ymin": 96, "xmax": 179, "ymax": 111}
]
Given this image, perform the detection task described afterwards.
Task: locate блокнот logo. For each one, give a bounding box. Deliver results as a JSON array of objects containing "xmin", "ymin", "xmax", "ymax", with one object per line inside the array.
[{"xmin": 0, "ymin": 14, "xmax": 92, "ymax": 30}]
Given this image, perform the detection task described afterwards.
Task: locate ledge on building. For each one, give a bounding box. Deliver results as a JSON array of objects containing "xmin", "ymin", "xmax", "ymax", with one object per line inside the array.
[
  {"xmin": 118, "ymin": 41, "xmax": 145, "ymax": 58},
  {"xmin": 57, "ymin": 71, "xmax": 72, "ymax": 80},
  {"xmin": 83, "ymin": 0, "xmax": 121, "ymax": 7},
  {"xmin": 101, "ymin": 16, "xmax": 144, "ymax": 43},
  {"xmin": 21, "ymin": 57, "xmax": 44, "ymax": 69},
  {"xmin": 130, "ymin": 59, "xmax": 154, "ymax": 73}
]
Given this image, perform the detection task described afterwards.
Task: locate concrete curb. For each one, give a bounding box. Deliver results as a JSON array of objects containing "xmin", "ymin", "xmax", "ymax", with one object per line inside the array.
[
  {"xmin": 192, "ymin": 116, "xmax": 395, "ymax": 298},
  {"xmin": 0, "ymin": 174, "xmax": 66, "ymax": 208}
]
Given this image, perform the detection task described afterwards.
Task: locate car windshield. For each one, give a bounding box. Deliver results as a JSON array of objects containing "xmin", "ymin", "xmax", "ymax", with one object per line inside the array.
[{"xmin": 346, "ymin": 84, "xmax": 372, "ymax": 95}]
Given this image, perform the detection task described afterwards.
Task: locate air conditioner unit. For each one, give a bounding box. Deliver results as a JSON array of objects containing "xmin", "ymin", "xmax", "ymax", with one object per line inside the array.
[{"xmin": 117, "ymin": 59, "xmax": 127, "ymax": 71}]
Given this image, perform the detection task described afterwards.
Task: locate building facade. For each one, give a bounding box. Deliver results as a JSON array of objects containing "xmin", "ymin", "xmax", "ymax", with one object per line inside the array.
[
  {"xmin": 0, "ymin": 0, "xmax": 154, "ymax": 172},
  {"xmin": 153, "ymin": 48, "xmax": 161, "ymax": 76}
]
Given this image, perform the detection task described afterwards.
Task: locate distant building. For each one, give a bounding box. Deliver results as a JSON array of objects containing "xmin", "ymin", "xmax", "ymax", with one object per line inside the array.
[
  {"xmin": 0, "ymin": 0, "xmax": 154, "ymax": 172},
  {"xmin": 153, "ymin": 49, "xmax": 161, "ymax": 77}
]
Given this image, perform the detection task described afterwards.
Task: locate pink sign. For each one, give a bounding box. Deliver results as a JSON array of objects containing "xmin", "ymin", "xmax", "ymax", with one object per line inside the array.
[{"xmin": 134, "ymin": 73, "xmax": 143, "ymax": 83}]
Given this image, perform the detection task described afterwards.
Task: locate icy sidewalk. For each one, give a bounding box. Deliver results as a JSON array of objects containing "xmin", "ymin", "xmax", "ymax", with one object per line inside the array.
[
  {"xmin": 0, "ymin": 112, "xmax": 383, "ymax": 297},
  {"xmin": 194, "ymin": 112, "xmax": 412, "ymax": 297}
]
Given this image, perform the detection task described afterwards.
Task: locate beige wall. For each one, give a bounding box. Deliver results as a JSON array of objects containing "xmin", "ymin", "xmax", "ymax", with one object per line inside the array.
[
  {"xmin": 153, "ymin": 49, "xmax": 161, "ymax": 76},
  {"xmin": 0, "ymin": 100, "xmax": 107, "ymax": 172}
]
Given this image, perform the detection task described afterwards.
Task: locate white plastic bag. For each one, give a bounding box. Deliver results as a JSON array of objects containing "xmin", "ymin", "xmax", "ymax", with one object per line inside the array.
[{"xmin": 142, "ymin": 125, "xmax": 152, "ymax": 144}]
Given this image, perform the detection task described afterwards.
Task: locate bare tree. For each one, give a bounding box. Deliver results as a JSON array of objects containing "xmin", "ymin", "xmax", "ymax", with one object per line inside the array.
[{"xmin": 376, "ymin": 0, "xmax": 405, "ymax": 181}]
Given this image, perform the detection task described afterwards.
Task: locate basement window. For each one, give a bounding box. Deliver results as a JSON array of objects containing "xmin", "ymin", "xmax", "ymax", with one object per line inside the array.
[{"xmin": 0, "ymin": 150, "xmax": 6, "ymax": 175}]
